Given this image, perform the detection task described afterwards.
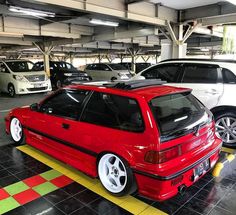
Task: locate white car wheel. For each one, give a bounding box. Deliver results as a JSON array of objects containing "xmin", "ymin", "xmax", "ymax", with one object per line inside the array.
[
  {"xmin": 10, "ymin": 118, "xmax": 23, "ymax": 143},
  {"xmin": 98, "ymin": 153, "xmax": 128, "ymax": 194}
]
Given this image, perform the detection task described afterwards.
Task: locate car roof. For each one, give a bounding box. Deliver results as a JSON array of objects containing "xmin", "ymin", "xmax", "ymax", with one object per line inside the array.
[{"xmin": 65, "ymin": 83, "xmax": 190, "ymax": 101}]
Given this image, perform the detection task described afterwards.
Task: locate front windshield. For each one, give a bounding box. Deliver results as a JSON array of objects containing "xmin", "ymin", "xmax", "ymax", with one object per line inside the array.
[
  {"xmin": 109, "ymin": 64, "xmax": 127, "ymax": 71},
  {"xmin": 6, "ymin": 61, "xmax": 35, "ymax": 73}
]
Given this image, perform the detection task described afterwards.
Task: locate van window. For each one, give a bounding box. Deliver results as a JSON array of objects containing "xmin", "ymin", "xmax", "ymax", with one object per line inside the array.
[
  {"xmin": 222, "ymin": 68, "xmax": 236, "ymax": 84},
  {"xmin": 81, "ymin": 92, "xmax": 144, "ymax": 132},
  {"xmin": 182, "ymin": 64, "xmax": 218, "ymax": 83},
  {"xmin": 0, "ymin": 63, "xmax": 9, "ymax": 73},
  {"xmin": 6, "ymin": 61, "xmax": 34, "ymax": 73},
  {"xmin": 149, "ymin": 92, "xmax": 207, "ymax": 142}
]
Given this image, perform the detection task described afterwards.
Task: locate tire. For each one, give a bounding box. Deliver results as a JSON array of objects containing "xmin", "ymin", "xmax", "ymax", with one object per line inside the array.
[
  {"xmin": 98, "ymin": 153, "xmax": 136, "ymax": 196},
  {"xmin": 111, "ymin": 77, "xmax": 117, "ymax": 82},
  {"xmin": 8, "ymin": 84, "xmax": 15, "ymax": 97},
  {"xmin": 215, "ymin": 112, "xmax": 236, "ymax": 146},
  {"xmin": 10, "ymin": 117, "xmax": 25, "ymax": 145}
]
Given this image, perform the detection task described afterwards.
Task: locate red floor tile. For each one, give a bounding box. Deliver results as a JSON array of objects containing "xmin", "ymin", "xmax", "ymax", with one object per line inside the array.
[
  {"xmin": 13, "ymin": 189, "xmax": 41, "ymax": 205},
  {"xmin": 23, "ymin": 175, "xmax": 47, "ymax": 187},
  {"xmin": 50, "ymin": 175, "xmax": 73, "ymax": 188},
  {"xmin": 0, "ymin": 188, "xmax": 10, "ymax": 200}
]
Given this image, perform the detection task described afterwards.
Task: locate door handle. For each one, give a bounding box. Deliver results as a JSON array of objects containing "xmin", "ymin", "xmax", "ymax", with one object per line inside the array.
[{"xmin": 62, "ymin": 123, "xmax": 70, "ymax": 129}]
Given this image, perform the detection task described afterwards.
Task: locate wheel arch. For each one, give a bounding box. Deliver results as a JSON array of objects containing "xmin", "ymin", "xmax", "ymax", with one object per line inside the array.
[{"xmin": 210, "ymin": 105, "xmax": 236, "ymax": 116}]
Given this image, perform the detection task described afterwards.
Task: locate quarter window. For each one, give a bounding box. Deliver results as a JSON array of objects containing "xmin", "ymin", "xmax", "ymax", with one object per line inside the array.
[
  {"xmin": 222, "ymin": 68, "xmax": 236, "ymax": 84},
  {"xmin": 40, "ymin": 90, "xmax": 90, "ymax": 119},
  {"xmin": 81, "ymin": 92, "xmax": 144, "ymax": 132},
  {"xmin": 182, "ymin": 64, "xmax": 218, "ymax": 83},
  {"xmin": 142, "ymin": 64, "xmax": 180, "ymax": 82}
]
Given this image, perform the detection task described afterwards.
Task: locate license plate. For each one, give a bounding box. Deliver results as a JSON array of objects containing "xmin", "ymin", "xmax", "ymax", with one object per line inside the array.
[
  {"xmin": 33, "ymin": 84, "xmax": 42, "ymax": 88},
  {"xmin": 193, "ymin": 159, "xmax": 210, "ymax": 181}
]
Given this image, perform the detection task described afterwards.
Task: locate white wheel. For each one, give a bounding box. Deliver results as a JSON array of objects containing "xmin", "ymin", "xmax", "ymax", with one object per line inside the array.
[
  {"xmin": 98, "ymin": 154, "xmax": 128, "ymax": 194},
  {"xmin": 10, "ymin": 118, "xmax": 23, "ymax": 143}
]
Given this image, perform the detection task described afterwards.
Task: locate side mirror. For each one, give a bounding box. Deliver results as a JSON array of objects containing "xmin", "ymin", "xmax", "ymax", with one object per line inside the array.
[{"xmin": 30, "ymin": 103, "xmax": 39, "ymax": 111}]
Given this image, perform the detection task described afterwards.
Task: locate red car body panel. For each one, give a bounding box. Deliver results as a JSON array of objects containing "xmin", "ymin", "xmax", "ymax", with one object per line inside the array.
[{"xmin": 5, "ymin": 84, "xmax": 222, "ymax": 201}]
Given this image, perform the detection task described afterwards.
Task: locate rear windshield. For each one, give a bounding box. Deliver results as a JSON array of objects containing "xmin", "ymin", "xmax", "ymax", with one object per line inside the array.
[{"xmin": 149, "ymin": 92, "xmax": 207, "ymax": 142}]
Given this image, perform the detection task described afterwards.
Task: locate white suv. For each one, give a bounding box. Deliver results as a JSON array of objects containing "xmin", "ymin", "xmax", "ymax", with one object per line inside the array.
[
  {"xmin": 133, "ymin": 59, "xmax": 236, "ymax": 146},
  {"xmin": 0, "ymin": 60, "xmax": 52, "ymax": 97}
]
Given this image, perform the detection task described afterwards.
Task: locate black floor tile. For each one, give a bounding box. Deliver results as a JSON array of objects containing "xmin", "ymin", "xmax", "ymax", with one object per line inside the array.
[
  {"xmin": 152, "ymin": 199, "xmax": 182, "ymax": 215},
  {"xmin": 6, "ymin": 164, "xmax": 30, "ymax": 175},
  {"xmin": 174, "ymin": 206, "xmax": 201, "ymax": 215},
  {"xmin": 30, "ymin": 165, "xmax": 51, "ymax": 174},
  {"xmin": 134, "ymin": 194, "xmax": 155, "ymax": 205},
  {"xmin": 56, "ymin": 197, "xmax": 85, "ymax": 214},
  {"xmin": 24, "ymin": 197, "xmax": 54, "ymax": 214},
  {"xmin": 0, "ymin": 155, "xmax": 12, "ymax": 163},
  {"xmin": 216, "ymin": 189, "xmax": 236, "ymax": 213},
  {"xmin": 15, "ymin": 169, "xmax": 37, "ymax": 180},
  {"xmin": 71, "ymin": 207, "xmax": 97, "ymax": 215},
  {"xmin": 203, "ymin": 181, "xmax": 230, "ymax": 193},
  {"xmin": 62, "ymin": 182, "xmax": 86, "ymax": 195},
  {"xmin": 74, "ymin": 189, "xmax": 101, "ymax": 205},
  {"xmin": 183, "ymin": 197, "xmax": 214, "ymax": 215},
  {"xmin": 200, "ymin": 173, "xmax": 214, "ymax": 182},
  {"xmin": 105, "ymin": 206, "xmax": 133, "ymax": 215},
  {"xmin": 44, "ymin": 189, "xmax": 71, "ymax": 205},
  {"xmin": 212, "ymin": 178, "xmax": 236, "ymax": 189},
  {"xmin": 88, "ymin": 198, "xmax": 116, "ymax": 215},
  {"xmin": 4, "ymin": 206, "xmax": 31, "ymax": 215},
  {"xmin": 208, "ymin": 206, "xmax": 234, "ymax": 215},
  {"xmin": 193, "ymin": 177, "xmax": 211, "ymax": 189},
  {"xmin": 0, "ymin": 175, "xmax": 20, "ymax": 187},
  {"xmin": 0, "ymin": 169, "xmax": 12, "ymax": 179}
]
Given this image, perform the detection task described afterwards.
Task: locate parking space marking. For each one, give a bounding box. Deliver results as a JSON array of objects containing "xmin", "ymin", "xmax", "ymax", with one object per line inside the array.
[{"xmin": 17, "ymin": 145, "xmax": 167, "ymax": 215}]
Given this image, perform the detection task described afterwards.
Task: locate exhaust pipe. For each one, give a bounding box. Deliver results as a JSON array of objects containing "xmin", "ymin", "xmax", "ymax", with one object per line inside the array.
[{"xmin": 178, "ymin": 185, "xmax": 187, "ymax": 195}]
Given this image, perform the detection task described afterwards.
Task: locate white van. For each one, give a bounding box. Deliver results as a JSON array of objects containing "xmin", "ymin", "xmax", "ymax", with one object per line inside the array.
[{"xmin": 0, "ymin": 60, "xmax": 52, "ymax": 97}]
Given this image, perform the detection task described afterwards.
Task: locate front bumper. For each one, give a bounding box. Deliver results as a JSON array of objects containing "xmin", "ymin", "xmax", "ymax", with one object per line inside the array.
[
  {"xmin": 133, "ymin": 142, "xmax": 222, "ymax": 201},
  {"xmin": 15, "ymin": 80, "xmax": 52, "ymax": 94}
]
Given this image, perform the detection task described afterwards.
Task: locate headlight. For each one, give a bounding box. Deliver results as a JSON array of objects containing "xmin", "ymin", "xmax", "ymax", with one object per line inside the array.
[
  {"xmin": 64, "ymin": 73, "xmax": 73, "ymax": 77},
  {"xmin": 13, "ymin": 75, "xmax": 28, "ymax": 82},
  {"xmin": 83, "ymin": 73, "xmax": 88, "ymax": 76}
]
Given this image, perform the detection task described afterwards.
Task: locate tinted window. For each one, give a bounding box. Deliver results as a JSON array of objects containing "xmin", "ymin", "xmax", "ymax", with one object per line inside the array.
[
  {"xmin": 149, "ymin": 92, "xmax": 207, "ymax": 142},
  {"xmin": 0, "ymin": 63, "xmax": 9, "ymax": 73},
  {"xmin": 109, "ymin": 64, "xmax": 126, "ymax": 70},
  {"xmin": 6, "ymin": 61, "xmax": 34, "ymax": 73},
  {"xmin": 40, "ymin": 90, "xmax": 90, "ymax": 119},
  {"xmin": 99, "ymin": 64, "xmax": 111, "ymax": 71},
  {"xmin": 182, "ymin": 64, "xmax": 218, "ymax": 83},
  {"xmin": 32, "ymin": 62, "xmax": 44, "ymax": 71},
  {"xmin": 222, "ymin": 68, "xmax": 236, "ymax": 84},
  {"xmin": 81, "ymin": 92, "xmax": 144, "ymax": 132},
  {"xmin": 142, "ymin": 64, "xmax": 180, "ymax": 82}
]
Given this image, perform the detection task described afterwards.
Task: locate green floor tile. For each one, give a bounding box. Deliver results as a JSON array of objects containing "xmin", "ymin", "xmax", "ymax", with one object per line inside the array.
[
  {"xmin": 40, "ymin": 169, "xmax": 62, "ymax": 181},
  {"xmin": 33, "ymin": 182, "xmax": 57, "ymax": 196},
  {"xmin": 4, "ymin": 181, "xmax": 29, "ymax": 196},
  {"xmin": 0, "ymin": 197, "xmax": 20, "ymax": 214}
]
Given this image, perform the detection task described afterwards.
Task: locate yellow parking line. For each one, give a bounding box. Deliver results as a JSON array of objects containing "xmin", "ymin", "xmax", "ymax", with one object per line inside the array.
[
  {"xmin": 17, "ymin": 145, "xmax": 167, "ymax": 215},
  {"xmin": 221, "ymin": 147, "xmax": 235, "ymax": 154}
]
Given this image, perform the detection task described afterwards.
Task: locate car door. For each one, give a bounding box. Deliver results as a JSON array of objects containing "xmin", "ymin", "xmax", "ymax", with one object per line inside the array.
[
  {"xmin": 25, "ymin": 89, "xmax": 92, "ymax": 170},
  {"xmin": 0, "ymin": 63, "xmax": 11, "ymax": 92},
  {"xmin": 98, "ymin": 64, "xmax": 113, "ymax": 80},
  {"xmin": 176, "ymin": 63, "xmax": 224, "ymax": 109}
]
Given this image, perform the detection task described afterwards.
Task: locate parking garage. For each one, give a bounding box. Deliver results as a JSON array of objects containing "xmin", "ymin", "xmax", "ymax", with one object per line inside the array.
[{"xmin": 1, "ymin": 0, "xmax": 236, "ymax": 215}]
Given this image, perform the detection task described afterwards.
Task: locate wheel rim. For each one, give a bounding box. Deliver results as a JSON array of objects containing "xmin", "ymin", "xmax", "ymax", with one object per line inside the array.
[
  {"xmin": 8, "ymin": 86, "xmax": 14, "ymax": 96},
  {"xmin": 10, "ymin": 118, "xmax": 22, "ymax": 142},
  {"xmin": 56, "ymin": 80, "xmax": 62, "ymax": 88},
  {"xmin": 98, "ymin": 154, "xmax": 127, "ymax": 193},
  {"xmin": 215, "ymin": 117, "xmax": 236, "ymax": 144}
]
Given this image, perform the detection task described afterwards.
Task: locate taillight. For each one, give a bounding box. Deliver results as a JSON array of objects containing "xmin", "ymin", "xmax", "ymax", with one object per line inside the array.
[{"xmin": 145, "ymin": 146, "xmax": 181, "ymax": 164}]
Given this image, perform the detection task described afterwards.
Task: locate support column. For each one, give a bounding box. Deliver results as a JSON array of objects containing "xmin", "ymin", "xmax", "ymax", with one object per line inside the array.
[{"xmin": 34, "ymin": 42, "xmax": 54, "ymax": 77}]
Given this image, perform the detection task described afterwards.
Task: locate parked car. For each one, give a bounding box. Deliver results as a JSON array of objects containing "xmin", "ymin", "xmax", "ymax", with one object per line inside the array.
[
  {"xmin": 0, "ymin": 60, "xmax": 52, "ymax": 97},
  {"xmin": 5, "ymin": 80, "xmax": 222, "ymax": 201},
  {"xmin": 33, "ymin": 61, "xmax": 91, "ymax": 89},
  {"xmin": 120, "ymin": 62, "xmax": 152, "ymax": 73},
  {"xmin": 132, "ymin": 59, "xmax": 236, "ymax": 147},
  {"xmin": 84, "ymin": 63, "xmax": 132, "ymax": 81}
]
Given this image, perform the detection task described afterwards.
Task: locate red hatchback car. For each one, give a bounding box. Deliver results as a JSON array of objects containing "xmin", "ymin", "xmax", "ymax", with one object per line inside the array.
[{"xmin": 5, "ymin": 80, "xmax": 222, "ymax": 201}]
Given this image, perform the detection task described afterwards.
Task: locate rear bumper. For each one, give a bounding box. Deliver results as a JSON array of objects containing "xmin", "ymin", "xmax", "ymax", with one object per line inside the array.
[{"xmin": 134, "ymin": 141, "xmax": 222, "ymax": 201}]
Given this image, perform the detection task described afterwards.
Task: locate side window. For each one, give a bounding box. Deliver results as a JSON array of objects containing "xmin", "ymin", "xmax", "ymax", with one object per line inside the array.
[
  {"xmin": 142, "ymin": 64, "xmax": 180, "ymax": 82},
  {"xmin": 222, "ymin": 68, "xmax": 236, "ymax": 84},
  {"xmin": 99, "ymin": 64, "xmax": 111, "ymax": 71},
  {"xmin": 182, "ymin": 64, "xmax": 218, "ymax": 83},
  {"xmin": 40, "ymin": 90, "xmax": 90, "ymax": 119},
  {"xmin": 0, "ymin": 63, "xmax": 9, "ymax": 73},
  {"xmin": 81, "ymin": 92, "xmax": 144, "ymax": 132}
]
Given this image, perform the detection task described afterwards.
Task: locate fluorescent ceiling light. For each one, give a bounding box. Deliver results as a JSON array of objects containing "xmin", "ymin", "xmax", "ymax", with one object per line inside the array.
[
  {"xmin": 9, "ymin": 6, "xmax": 55, "ymax": 17},
  {"xmin": 0, "ymin": 32, "xmax": 24, "ymax": 38},
  {"xmin": 89, "ymin": 19, "xmax": 119, "ymax": 27},
  {"xmin": 226, "ymin": 0, "xmax": 236, "ymax": 5}
]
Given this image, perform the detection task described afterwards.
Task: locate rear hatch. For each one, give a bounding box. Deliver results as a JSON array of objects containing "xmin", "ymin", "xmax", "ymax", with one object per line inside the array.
[{"xmin": 148, "ymin": 91, "xmax": 220, "ymax": 176}]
